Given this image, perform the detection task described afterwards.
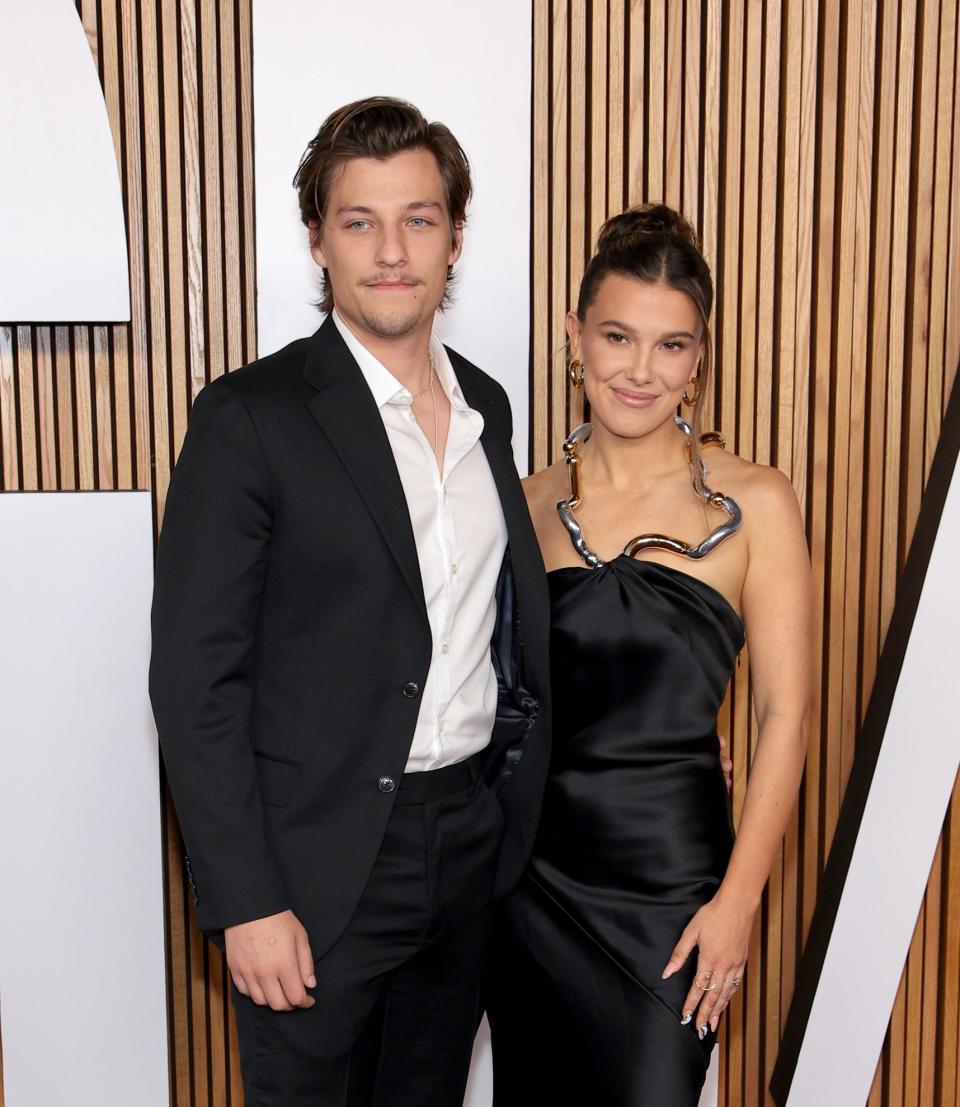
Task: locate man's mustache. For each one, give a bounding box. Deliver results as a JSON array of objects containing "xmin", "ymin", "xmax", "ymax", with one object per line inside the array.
[{"xmin": 360, "ymin": 273, "xmax": 425, "ymax": 287}]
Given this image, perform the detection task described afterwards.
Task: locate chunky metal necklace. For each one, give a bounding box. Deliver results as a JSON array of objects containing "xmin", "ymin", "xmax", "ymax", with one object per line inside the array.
[{"xmin": 557, "ymin": 417, "xmax": 742, "ymax": 569}]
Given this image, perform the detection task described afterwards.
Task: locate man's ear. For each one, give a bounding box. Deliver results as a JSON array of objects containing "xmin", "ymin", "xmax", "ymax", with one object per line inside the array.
[
  {"xmin": 449, "ymin": 221, "xmax": 464, "ymax": 266},
  {"xmin": 309, "ymin": 223, "xmax": 327, "ymax": 268}
]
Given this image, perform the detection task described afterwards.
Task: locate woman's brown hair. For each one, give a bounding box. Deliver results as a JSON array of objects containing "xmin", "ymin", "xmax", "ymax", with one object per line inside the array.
[{"xmin": 292, "ymin": 96, "xmax": 473, "ymax": 314}]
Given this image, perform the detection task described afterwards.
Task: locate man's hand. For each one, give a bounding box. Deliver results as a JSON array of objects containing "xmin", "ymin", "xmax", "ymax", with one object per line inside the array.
[
  {"xmin": 719, "ymin": 734, "xmax": 733, "ymax": 795},
  {"xmin": 225, "ymin": 909, "xmax": 316, "ymax": 1011}
]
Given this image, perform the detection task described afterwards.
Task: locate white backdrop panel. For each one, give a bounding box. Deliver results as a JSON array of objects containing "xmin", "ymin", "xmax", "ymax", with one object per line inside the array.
[
  {"xmin": 0, "ymin": 0, "xmax": 129, "ymax": 321},
  {"xmin": 0, "ymin": 492, "xmax": 167, "ymax": 1107},
  {"xmin": 252, "ymin": 0, "xmax": 532, "ymax": 471},
  {"xmin": 784, "ymin": 446, "xmax": 960, "ymax": 1104}
]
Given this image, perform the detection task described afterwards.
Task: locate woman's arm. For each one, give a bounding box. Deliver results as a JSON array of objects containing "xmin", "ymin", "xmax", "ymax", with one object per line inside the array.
[{"xmin": 662, "ymin": 466, "xmax": 813, "ymax": 1037}]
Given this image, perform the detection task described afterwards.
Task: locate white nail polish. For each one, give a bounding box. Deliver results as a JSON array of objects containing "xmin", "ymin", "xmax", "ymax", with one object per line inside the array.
[
  {"xmin": 680, "ymin": 1013, "xmax": 692, "ymax": 1025},
  {"xmin": 698, "ymin": 1025, "xmax": 707, "ymax": 1040}
]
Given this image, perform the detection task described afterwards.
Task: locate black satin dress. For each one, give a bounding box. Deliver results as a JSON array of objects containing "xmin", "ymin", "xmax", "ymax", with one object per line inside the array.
[{"xmin": 489, "ymin": 553, "xmax": 744, "ymax": 1106}]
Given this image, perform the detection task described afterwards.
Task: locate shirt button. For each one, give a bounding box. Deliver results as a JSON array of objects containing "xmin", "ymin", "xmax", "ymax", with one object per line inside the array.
[
  {"xmin": 438, "ymin": 720, "xmax": 445, "ymax": 734},
  {"xmin": 451, "ymin": 563, "xmax": 458, "ymax": 574},
  {"xmin": 402, "ymin": 682, "xmax": 420, "ymax": 698},
  {"xmin": 442, "ymin": 644, "xmax": 449, "ymax": 654},
  {"xmin": 378, "ymin": 776, "xmax": 396, "ymax": 793}
]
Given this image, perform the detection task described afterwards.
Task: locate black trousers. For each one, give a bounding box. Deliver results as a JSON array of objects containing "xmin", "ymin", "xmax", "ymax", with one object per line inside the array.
[{"xmin": 232, "ymin": 755, "xmax": 504, "ymax": 1107}]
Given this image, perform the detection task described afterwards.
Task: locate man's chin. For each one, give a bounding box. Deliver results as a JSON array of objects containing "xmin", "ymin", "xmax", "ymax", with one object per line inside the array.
[{"xmin": 357, "ymin": 305, "xmax": 429, "ymax": 339}]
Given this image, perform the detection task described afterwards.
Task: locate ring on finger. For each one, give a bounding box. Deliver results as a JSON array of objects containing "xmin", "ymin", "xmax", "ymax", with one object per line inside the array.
[
  {"xmin": 724, "ymin": 977, "xmax": 742, "ymax": 987},
  {"xmin": 694, "ymin": 969, "xmax": 718, "ymax": 992}
]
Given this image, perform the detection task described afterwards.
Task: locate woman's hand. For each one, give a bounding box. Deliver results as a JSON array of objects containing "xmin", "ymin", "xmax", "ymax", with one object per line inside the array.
[{"xmin": 660, "ymin": 892, "xmax": 755, "ymax": 1037}]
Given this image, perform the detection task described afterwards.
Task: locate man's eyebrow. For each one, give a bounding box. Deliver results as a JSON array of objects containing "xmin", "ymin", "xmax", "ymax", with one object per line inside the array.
[{"xmin": 333, "ymin": 201, "xmax": 443, "ymax": 216}]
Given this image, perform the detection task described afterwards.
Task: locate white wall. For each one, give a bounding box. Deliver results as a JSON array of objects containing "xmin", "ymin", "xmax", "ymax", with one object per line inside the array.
[
  {"xmin": 0, "ymin": 0, "xmax": 129, "ymax": 321},
  {"xmin": 252, "ymin": 0, "xmax": 532, "ymax": 472},
  {"xmin": 0, "ymin": 493, "xmax": 167, "ymax": 1107}
]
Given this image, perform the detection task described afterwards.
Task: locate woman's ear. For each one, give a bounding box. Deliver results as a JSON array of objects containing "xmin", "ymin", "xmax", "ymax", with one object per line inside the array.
[{"xmin": 565, "ymin": 310, "xmax": 583, "ymax": 359}]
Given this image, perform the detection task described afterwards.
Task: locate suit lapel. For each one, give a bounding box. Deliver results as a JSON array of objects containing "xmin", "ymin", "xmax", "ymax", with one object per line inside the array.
[
  {"xmin": 455, "ymin": 359, "xmax": 550, "ymax": 689},
  {"xmin": 303, "ymin": 319, "xmax": 427, "ymax": 622},
  {"xmin": 455, "ymin": 362, "xmax": 534, "ymax": 569}
]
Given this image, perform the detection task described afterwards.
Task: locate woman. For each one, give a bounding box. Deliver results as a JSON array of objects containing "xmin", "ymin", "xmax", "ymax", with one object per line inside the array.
[{"xmin": 489, "ymin": 205, "xmax": 811, "ymax": 1105}]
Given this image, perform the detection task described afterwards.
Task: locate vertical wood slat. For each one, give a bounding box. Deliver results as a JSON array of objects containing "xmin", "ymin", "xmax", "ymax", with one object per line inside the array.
[{"xmin": 532, "ymin": 0, "xmax": 551, "ymax": 476}]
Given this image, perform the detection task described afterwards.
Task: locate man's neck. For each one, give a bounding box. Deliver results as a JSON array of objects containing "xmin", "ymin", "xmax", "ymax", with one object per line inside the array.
[{"xmin": 334, "ymin": 308, "xmax": 434, "ymax": 392}]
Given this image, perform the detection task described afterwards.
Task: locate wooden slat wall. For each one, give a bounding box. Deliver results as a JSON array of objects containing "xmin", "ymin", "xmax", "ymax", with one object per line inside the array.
[
  {"xmin": 0, "ymin": 3, "xmax": 957, "ymax": 1105},
  {"xmin": 0, "ymin": 3, "xmax": 255, "ymax": 1104},
  {"xmin": 530, "ymin": 2, "xmax": 960, "ymax": 1105}
]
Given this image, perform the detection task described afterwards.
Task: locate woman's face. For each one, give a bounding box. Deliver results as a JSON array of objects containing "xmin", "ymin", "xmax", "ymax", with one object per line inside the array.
[{"xmin": 568, "ymin": 273, "xmax": 703, "ymax": 440}]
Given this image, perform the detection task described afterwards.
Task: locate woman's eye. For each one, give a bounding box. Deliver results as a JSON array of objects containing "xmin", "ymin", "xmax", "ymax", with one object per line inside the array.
[
  {"xmin": 662, "ymin": 340, "xmax": 685, "ymax": 351},
  {"xmin": 606, "ymin": 332, "xmax": 628, "ymax": 344}
]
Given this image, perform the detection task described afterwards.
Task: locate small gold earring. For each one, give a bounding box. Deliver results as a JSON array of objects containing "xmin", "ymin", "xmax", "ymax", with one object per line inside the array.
[
  {"xmin": 682, "ymin": 375, "xmax": 701, "ymax": 407},
  {"xmin": 568, "ymin": 359, "xmax": 585, "ymax": 389}
]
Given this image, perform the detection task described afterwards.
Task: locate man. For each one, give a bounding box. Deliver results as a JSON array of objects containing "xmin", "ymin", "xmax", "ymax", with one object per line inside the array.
[{"xmin": 150, "ymin": 97, "xmax": 550, "ymax": 1106}]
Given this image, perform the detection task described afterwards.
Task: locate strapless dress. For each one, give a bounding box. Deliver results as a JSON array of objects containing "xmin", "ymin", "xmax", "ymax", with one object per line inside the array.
[{"xmin": 489, "ymin": 554, "xmax": 744, "ymax": 1106}]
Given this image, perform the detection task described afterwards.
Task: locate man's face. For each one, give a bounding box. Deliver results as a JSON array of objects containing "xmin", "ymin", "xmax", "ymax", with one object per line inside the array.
[{"xmin": 311, "ymin": 148, "xmax": 463, "ymax": 340}]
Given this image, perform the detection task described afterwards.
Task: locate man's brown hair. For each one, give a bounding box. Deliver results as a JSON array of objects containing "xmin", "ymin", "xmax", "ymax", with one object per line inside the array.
[{"xmin": 292, "ymin": 96, "xmax": 473, "ymax": 314}]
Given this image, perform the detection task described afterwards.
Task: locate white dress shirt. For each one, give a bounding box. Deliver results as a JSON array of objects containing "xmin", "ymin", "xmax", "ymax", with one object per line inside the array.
[{"xmin": 332, "ymin": 310, "xmax": 508, "ymax": 772}]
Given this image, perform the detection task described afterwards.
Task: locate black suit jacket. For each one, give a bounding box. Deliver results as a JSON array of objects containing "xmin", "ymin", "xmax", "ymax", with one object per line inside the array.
[{"xmin": 149, "ymin": 317, "xmax": 550, "ymax": 956}]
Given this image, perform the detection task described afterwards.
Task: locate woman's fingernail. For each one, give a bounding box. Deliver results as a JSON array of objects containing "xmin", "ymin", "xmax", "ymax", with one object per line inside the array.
[
  {"xmin": 698, "ymin": 1025, "xmax": 707, "ymax": 1040},
  {"xmin": 307, "ymin": 975, "xmax": 316, "ymax": 988},
  {"xmin": 710, "ymin": 1016, "xmax": 719, "ymax": 1032},
  {"xmin": 680, "ymin": 1013, "xmax": 692, "ymax": 1025},
  {"xmin": 661, "ymin": 967, "xmax": 674, "ymax": 979}
]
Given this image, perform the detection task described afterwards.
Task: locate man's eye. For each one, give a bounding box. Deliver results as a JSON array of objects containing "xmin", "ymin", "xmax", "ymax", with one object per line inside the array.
[
  {"xmin": 348, "ymin": 220, "xmax": 370, "ymax": 231},
  {"xmin": 409, "ymin": 217, "xmax": 430, "ymax": 228}
]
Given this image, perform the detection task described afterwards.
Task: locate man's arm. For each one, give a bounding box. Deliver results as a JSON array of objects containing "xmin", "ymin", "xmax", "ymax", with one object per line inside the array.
[
  {"xmin": 151, "ymin": 380, "xmax": 316, "ymax": 1011},
  {"xmin": 149, "ymin": 379, "xmax": 288, "ymax": 933}
]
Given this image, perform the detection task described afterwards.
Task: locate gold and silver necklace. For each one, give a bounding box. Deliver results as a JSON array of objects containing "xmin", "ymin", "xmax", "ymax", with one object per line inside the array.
[{"xmin": 557, "ymin": 416, "xmax": 742, "ymax": 568}]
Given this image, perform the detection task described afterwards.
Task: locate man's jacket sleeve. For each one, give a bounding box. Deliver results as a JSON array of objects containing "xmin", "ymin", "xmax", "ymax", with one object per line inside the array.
[{"xmin": 149, "ymin": 377, "xmax": 289, "ymax": 935}]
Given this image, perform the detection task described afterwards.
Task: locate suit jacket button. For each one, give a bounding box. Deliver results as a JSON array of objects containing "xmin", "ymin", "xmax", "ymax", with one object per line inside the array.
[
  {"xmin": 402, "ymin": 682, "xmax": 420, "ymax": 698},
  {"xmin": 378, "ymin": 776, "xmax": 396, "ymax": 793}
]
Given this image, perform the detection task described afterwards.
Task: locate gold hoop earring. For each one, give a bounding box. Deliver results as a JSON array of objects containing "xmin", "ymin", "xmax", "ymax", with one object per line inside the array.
[
  {"xmin": 682, "ymin": 375, "xmax": 701, "ymax": 407},
  {"xmin": 568, "ymin": 359, "xmax": 585, "ymax": 389}
]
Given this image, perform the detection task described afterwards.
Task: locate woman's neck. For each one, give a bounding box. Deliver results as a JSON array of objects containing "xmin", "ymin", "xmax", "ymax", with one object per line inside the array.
[{"xmin": 581, "ymin": 415, "xmax": 690, "ymax": 493}]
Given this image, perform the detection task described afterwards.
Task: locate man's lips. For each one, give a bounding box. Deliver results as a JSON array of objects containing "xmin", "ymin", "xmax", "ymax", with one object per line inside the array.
[
  {"xmin": 611, "ymin": 387, "xmax": 659, "ymax": 408},
  {"xmin": 363, "ymin": 280, "xmax": 420, "ymax": 291}
]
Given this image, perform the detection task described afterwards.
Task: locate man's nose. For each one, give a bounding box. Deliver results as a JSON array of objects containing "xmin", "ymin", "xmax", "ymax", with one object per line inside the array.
[{"xmin": 376, "ymin": 226, "xmax": 408, "ymax": 269}]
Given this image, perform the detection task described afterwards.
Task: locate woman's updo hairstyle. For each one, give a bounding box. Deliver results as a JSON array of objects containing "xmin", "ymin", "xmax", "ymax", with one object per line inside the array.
[{"xmin": 576, "ymin": 203, "xmax": 714, "ymax": 462}]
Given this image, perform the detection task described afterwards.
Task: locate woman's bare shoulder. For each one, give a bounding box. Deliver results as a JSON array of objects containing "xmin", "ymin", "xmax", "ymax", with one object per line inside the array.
[{"xmin": 706, "ymin": 449, "xmax": 801, "ymax": 526}]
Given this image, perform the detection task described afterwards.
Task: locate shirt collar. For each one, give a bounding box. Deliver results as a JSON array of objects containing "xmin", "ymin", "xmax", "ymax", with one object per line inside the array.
[{"xmin": 331, "ymin": 308, "xmax": 466, "ymax": 410}]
